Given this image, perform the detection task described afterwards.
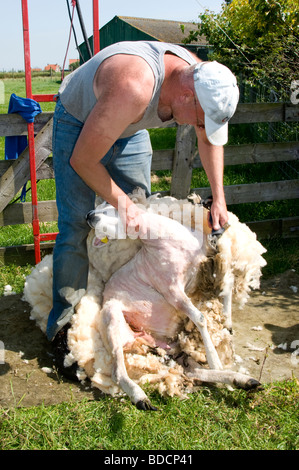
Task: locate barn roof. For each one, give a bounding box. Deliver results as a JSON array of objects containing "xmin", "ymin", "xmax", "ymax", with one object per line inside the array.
[{"xmin": 118, "ymin": 16, "xmax": 207, "ymax": 45}]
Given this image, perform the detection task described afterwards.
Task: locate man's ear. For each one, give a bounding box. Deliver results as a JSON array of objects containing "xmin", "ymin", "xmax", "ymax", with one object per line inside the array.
[{"xmin": 180, "ymin": 89, "xmax": 195, "ymax": 105}]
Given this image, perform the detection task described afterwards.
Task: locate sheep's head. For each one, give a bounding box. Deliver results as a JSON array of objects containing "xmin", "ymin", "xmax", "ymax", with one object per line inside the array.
[
  {"xmin": 211, "ymin": 212, "xmax": 267, "ymax": 307},
  {"xmin": 86, "ymin": 202, "xmax": 126, "ymax": 247}
]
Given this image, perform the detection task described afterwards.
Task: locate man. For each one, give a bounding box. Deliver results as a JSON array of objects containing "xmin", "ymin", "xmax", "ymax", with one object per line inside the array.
[{"xmin": 47, "ymin": 41, "xmax": 239, "ymax": 373}]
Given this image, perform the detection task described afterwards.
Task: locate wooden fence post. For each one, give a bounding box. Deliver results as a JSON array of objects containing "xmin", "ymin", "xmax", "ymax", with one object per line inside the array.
[{"xmin": 170, "ymin": 125, "xmax": 197, "ymax": 199}]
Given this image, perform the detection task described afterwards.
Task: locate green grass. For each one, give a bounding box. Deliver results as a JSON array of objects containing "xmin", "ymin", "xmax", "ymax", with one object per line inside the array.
[
  {"xmin": 0, "ymin": 263, "xmax": 32, "ymax": 295},
  {"xmin": 0, "ymin": 76, "xmax": 60, "ymax": 114},
  {"xmin": 0, "ymin": 178, "xmax": 58, "ymax": 249},
  {"xmin": 0, "ymin": 379, "xmax": 298, "ymax": 450}
]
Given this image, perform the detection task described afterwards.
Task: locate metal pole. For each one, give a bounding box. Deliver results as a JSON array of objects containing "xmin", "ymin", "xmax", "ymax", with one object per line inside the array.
[
  {"xmin": 76, "ymin": 0, "xmax": 92, "ymax": 59},
  {"xmin": 21, "ymin": 0, "xmax": 41, "ymax": 263},
  {"xmin": 93, "ymin": 0, "xmax": 100, "ymax": 54}
]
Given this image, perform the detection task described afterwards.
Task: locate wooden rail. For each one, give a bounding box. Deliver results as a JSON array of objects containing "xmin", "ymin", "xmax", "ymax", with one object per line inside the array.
[{"xmin": 0, "ymin": 118, "xmax": 53, "ymax": 213}]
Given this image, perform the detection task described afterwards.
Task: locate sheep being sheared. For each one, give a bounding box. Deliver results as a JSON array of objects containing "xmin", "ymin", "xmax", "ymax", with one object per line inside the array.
[{"xmin": 23, "ymin": 189, "xmax": 267, "ymax": 409}]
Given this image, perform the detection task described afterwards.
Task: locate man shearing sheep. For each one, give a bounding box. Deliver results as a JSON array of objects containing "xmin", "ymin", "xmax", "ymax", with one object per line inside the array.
[{"xmin": 47, "ymin": 41, "xmax": 239, "ymax": 378}]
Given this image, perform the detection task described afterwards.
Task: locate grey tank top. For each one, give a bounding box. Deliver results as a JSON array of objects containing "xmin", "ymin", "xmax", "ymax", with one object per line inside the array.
[{"xmin": 58, "ymin": 41, "xmax": 197, "ymax": 138}]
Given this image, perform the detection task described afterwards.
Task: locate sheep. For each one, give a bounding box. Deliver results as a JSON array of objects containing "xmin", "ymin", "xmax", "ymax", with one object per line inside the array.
[{"xmin": 23, "ymin": 189, "xmax": 267, "ymax": 409}]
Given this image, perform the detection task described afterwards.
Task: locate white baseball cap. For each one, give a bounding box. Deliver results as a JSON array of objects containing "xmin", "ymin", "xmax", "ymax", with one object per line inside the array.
[{"xmin": 193, "ymin": 61, "xmax": 239, "ymax": 145}]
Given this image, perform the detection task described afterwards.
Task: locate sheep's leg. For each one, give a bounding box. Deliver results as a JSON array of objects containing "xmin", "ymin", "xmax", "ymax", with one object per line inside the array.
[
  {"xmin": 167, "ymin": 290, "xmax": 223, "ymax": 370},
  {"xmin": 100, "ymin": 300, "xmax": 157, "ymax": 411},
  {"xmin": 186, "ymin": 358, "xmax": 260, "ymax": 390}
]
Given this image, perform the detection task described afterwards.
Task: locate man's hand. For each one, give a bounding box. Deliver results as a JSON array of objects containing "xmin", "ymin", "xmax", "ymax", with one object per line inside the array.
[
  {"xmin": 196, "ymin": 129, "xmax": 228, "ymax": 231},
  {"xmin": 125, "ymin": 202, "xmax": 146, "ymax": 239},
  {"xmin": 209, "ymin": 197, "xmax": 228, "ymax": 231}
]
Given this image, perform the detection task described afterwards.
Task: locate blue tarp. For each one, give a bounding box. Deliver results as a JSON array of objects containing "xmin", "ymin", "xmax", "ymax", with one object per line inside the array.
[
  {"xmin": 6, "ymin": 93, "xmax": 42, "ymax": 123},
  {"xmin": 5, "ymin": 94, "xmax": 42, "ymax": 201}
]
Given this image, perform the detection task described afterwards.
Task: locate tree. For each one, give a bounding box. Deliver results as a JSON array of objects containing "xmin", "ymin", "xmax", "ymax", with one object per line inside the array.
[
  {"xmin": 184, "ymin": 0, "xmax": 298, "ymax": 95},
  {"xmin": 70, "ymin": 60, "xmax": 80, "ymax": 72}
]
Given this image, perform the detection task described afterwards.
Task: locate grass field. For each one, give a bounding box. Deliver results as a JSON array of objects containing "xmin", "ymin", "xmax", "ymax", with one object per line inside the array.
[
  {"xmin": 0, "ymin": 77, "xmax": 298, "ymax": 451},
  {"xmin": 1, "ymin": 379, "xmax": 298, "ymax": 450}
]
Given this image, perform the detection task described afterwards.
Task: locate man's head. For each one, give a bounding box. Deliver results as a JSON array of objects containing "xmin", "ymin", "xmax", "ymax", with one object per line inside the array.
[{"xmin": 193, "ymin": 61, "xmax": 239, "ymax": 146}]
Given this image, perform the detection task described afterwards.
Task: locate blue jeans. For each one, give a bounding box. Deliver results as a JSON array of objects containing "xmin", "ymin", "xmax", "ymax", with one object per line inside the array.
[{"xmin": 46, "ymin": 99, "xmax": 152, "ymax": 340}]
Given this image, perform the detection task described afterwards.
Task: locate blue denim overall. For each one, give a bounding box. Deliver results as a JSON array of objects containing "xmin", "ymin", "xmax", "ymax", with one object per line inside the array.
[{"xmin": 46, "ymin": 99, "xmax": 152, "ymax": 340}]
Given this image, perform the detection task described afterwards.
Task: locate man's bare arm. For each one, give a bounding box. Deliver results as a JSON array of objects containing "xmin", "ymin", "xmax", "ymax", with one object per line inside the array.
[
  {"xmin": 69, "ymin": 56, "xmax": 154, "ymax": 222},
  {"xmin": 196, "ymin": 128, "xmax": 228, "ymax": 230}
]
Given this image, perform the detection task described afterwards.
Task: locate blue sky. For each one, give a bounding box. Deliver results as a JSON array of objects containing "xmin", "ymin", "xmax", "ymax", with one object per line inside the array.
[{"xmin": 0, "ymin": 0, "xmax": 224, "ymax": 71}]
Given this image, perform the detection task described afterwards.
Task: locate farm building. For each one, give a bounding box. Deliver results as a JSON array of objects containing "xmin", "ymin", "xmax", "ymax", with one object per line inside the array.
[
  {"xmin": 78, "ymin": 16, "xmax": 211, "ymax": 64},
  {"xmin": 44, "ymin": 64, "xmax": 61, "ymax": 73}
]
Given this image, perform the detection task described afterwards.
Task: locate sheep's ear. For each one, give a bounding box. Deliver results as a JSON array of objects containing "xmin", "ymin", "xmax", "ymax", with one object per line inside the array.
[{"xmin": 92, "ymin": 236, "xmax": 109, "ymax": 248}]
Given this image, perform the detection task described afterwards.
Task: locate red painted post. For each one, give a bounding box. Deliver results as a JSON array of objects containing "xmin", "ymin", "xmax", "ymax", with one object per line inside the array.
[
  {"xmin": 32, "ymin": 94, "xmax": 56, "ymax": 102},
  {"xmin": 93, "ymin": 0, "xmax": 100, "ymax": 54},
  {"xmin": 40, "ymin": 233, "xmax": 58, "ymax": 242},
  {"xmin": 21, "ymin": 0, "xmax": 41, "ymax": 263}
]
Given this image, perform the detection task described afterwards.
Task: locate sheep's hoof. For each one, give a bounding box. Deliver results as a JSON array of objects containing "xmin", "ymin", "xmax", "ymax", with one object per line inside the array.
[
  {"xmin": 234, "ymin": 377, "xmax": 261, "ymax": 391},
  {"xmin": 244, "ymin": 378, "xmax": 262, "ymax": 391},
  {"xmin": 52, "ymin": 324, "xmax": 80, "ymax": 382},
  {"xmin": 136, "ymin": 400, "xmax": 158, "ymax": 411}
]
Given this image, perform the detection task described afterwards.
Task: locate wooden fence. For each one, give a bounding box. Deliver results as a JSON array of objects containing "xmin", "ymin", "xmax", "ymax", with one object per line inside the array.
[{"xmin": 0, "ymin": 102, "xmax": 299, "ymax": 264}]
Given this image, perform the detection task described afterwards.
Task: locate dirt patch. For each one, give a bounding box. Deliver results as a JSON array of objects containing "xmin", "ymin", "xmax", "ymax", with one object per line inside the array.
[
  {"xmin": 0, "ymin": 270, "xmax": 298, "ymax": 408},
  {"xmin": 232, "ymin": 269, "xmax": 299, "ymax": 383}
]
